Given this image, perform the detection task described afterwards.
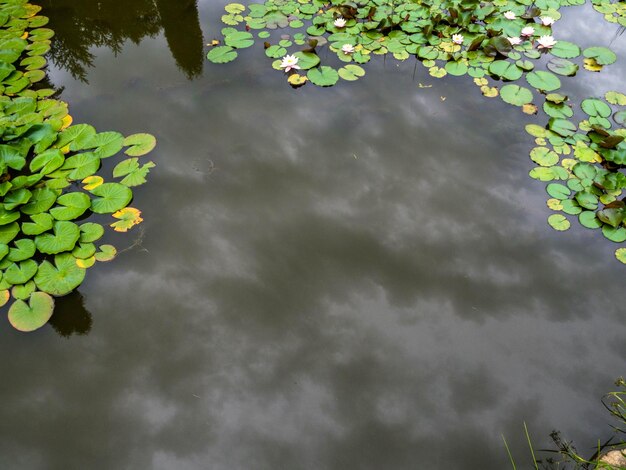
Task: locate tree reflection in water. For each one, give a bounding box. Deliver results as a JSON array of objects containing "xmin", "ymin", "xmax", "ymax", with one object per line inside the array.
[{"xmin": 38, "ymin": 0, "xmax": 203, "ymax": 81}]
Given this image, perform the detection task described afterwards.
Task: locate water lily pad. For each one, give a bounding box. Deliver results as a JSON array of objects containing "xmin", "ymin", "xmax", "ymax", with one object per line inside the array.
[
  {"xmin": 526, "ymin": 71, "xmax": 561, "ymax": 92},
  {"xmin": 224, "ymin": 31, "xmax": 254, "ymax": 49},
  {"xmin": 112, "ymin": 158, "xmax": 155, "ymax": 187},
  {"xmin": 546, "ymin": 183, "xmax": 570, "ymax": 199},
  {"xmin": 293, "ymin": 51, "xmax": 320, "ymax": 70},
  {"xmin": 4, "ymin": 259, "xmax": 38, "ymax": 284},
  {"xmin": 49, "ymin": 192, "xmax": 91, "ymax": 220},
  {"xmin": 0, "ymin": 222, "xmax": 19, "ymax": 244},
  {"xmin": 207, "ymin": 46, "xmax": 238, "ymax": 64},
  {"xmin": 581, "ymin": 98, "xmax": 611, "ymax": 118},
  {"xmin": 21, "ymin": 213, "xmax": 53, "ymax": 236},
  {"xmin": 123, "ymin": 133, "xmax": 156, "ymax": 157},
  {"xmin": 7, "ymin": 239, "xmax": 35, "ymax": 262},
  {"xmin": 111, "ymin": 207, "xmax": 143, "ymax": 232},
  {"xmin": 34, "ymin": 253, "xmax": 85, "ymax": 296},
  {"xmin": 583, "ymin": 46, "xmax": 617, "ymax": 65},
  {"xmin": 489, "ymin": 60, "xmax": 523, "ymax": 80},
  {"xmin": 338, "ymin": 64, "xmax": 365, "ymax": 81},
  {"xmin": 8, "ymin": 291, "xmax": 54, "ymax": 332},
  {"xmin": 602, "ymin": 225, "xmax": 626, "ymax": 243},
  {"xmin": 95, "ymin": 244, "xmax": 117, "ymax": 262},
  {"xmin": 79, "ymin": 222, "xmax": 104, "ymax": 243},
  {"xmin": 11, "ymin": 280, "xmax": 36, "ymax": 301},
  {"xmin": 547, "ymin": 58, "xmax": 578, "ymax": 76},
  {"xmin": 29, "ymin": 148, "xmax": 64, "ymax": 174},
  {"xmin": 500, "ymin": 84, "xmax": 533, "ymax": 106},
  {"xmin": 605, "ymin": 91, "xmax": 626, "ymax": 106},
  {"xmin": 579, "ymin": 211, "xmax": 603, "ymax": 229},
  {"xmin": 20, "ymin": 187, "xmax": 57, "ymax": 215},
  {"xmin": 548, "ymin": 214, "xmax": 570, "ymax": 231},
  {"xmin": 35, "ymin": 220, "xmax": 80, "ymax": 254},
  {"xmin": 550, "ymin": 41, "xmax": 580, "ymax": 59},
  {"xmin": 89, "ymin": 183, "xmax": 132, "ymax": 214},
  {"xmin": 615, "ymin": 248, "xmax": 626, "ymax": 264},
  {"xmin": 307, "ymin": 66, "xmax": 339, "ymax": 87}
]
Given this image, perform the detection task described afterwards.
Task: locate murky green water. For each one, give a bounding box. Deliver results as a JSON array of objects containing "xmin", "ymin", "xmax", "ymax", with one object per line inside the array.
[{"xmin": 0, "ymin": 1, "xmax": 624, "ymax": 468}]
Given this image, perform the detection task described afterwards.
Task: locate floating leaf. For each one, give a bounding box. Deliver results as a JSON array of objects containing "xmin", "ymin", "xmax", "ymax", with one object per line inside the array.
[
  {"xmin": 547, "ymin": 58, "xmax": 578, "ymax": 76},
  {"xmin": 583, "ymin": 46, "xmax": 617, "ymax": 65},
  {"xmin": 111, "ymin": 207, "xmax": 143, "ymax": 232},
  {"xmin": 526, "ymin": 71, "xmax": 561, "ymax": 92},
  {"xmin": 95, "ymin": 244, "xmax": 117, "ymax": 262},
  {"xmin": 550, "ymin": 41, "xmax": 580, "ymax": 59},
  {"xmin": 605, "ymin": 91, "xmax": 626, "ymax": 106},
  {"xmin": 207, "ymin": 46, "xmax": 238, "ymax": 64},
  {"xmin": 8, "ymin": 291, "xmax": 54, "ymax": 332},
  {"xmin": 123, "ymin": 133, "xmax": 156, "ymax": 157},
  {"xmin": 307, "ymin": 66, "xmax": 339, "ymax": 87},
  {"xmin": 7, "ymin": 239, "xmax": 35, "ymax": 262},
  {"xmin": 548, "ymin": 214, "xmax": 570, "ymax": 231},
  {"xmin": 82, "ymin": 175, "xmax": 103, "ymax": 190},
  {"xmin": 34, "ymin": 220, "xmax": 80, "ymax": 254},
  {"xmin": 79, "ymin": 222, "xmax": 104, "ymax": 243},
  {"xmin": 4, "ymin": 259, "xmax": 38, "ymax": 285},
  {"xmin": 89, "ymin": 183, "xmax": 132, "ymax": 214},
  {"xmin": 500, "ymin": 84, "xmax": 533, "ymax": 106},
  {"xmin": 615, "ymin": 248, "xmax": 626, "ymax": 264},
  {"xmin": 49, "ymin": 192, "xmax": 91, "ymax": 221},
  {"xmin": 581, "ymin": 98, "xmax": 612, "ymax": 118},
  {"xmin": 338, "ymin": 64, "xmax": 365, "ymax": 81},
  {"xmin": 34, "ymin": 253, "xmax": 85, "ymax": 296},
  {"xmin": 112, "ymin": 158, "xmax": 155, "ymax": 187}
]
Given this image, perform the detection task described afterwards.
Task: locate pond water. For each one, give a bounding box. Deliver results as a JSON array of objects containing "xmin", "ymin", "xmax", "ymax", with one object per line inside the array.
[{"xmin": 0, "ymin": 1, "xmax": 625, "ymax": 469}]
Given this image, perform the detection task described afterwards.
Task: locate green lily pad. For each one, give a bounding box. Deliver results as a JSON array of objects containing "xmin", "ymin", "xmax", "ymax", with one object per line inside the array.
[
  {"xmin": 8, "ymin": 291, "xmax": 54, "ymax": 332},
  {"xmin": 489, "ymin": 60, "xmax": 523, "ymax": 81},
  {"xmin": 602, "ymin": 225, "xmax": 626, "ymax": 243},
  {"xmin": 21, "ymin": 187, "xmax": 57, "ymax": 215},
  {"xmin": 500, "ymin": 84, "xmax": 533, "ymax": 106},
  {"xmin": 11, "ymin": 280, "xmax": 36, "ymax": 300},
  {"xmin": 307, "ymin": 66, "xmax": 339, "ymax": 87},
  {"xmin": 207, "ymin": 46, "xmax": 238, "ymax": 64},
  {"xmin": 78, "ymin": 222, "xmax": 104, "ymax": 243},
  {"xmin": 4, "ymin": 259, "xmax": 38, "ymax": 285},
  {"xmin": 35, "ymin": 220, "xmax": 80, "ymax": 254},
  {"xmin": 49, "ymin": 192, "xmax": 91, "ymax": 220},
  {"xmin": 548, "ymin": 214, "xmax": 570, "ymax": 231},
  {"xmin": 224, "ymin": 31, "xmax": 254, "ymax": 49},
  {"xmin": 526, "ymin": 71, "xmax": 561, "ymax": 92},
  {"xmin": 581, "ymin": 98, "xmax": 612, "ymax": 118},
  {"xmin": 89, "ymin": 183, "xmax": 132, "ymax": 214},
  {"xmin": 34, "ymin": 253, "xmax": 86, "ymax": 296},
  {"xmin": 7, "ymin": 239, "xmax": 35, "ymax": 262},
  {"xmin": 550, "ymin": 41, "xmax": 580, "ymax": 59},
  {"xmin": 546, "ymin": 58, "xmax": 578, "ymax": 76},
  {"xmin": 579, "ymin": 211, "xmax": 602, "ymax": 229},
  {"xmin": 583, "ymin": 46, "xmax": 617, "ymax": 65},
  {"xmin": 0, "ymin": 222, "xmax": 20, "ymax": 244},
  {"xmin": 615, "ymin": 248, "xmax": 626, "ymax": 264},
  {"xmin": 21, "ymin": 213, "xmax": 53, "ymax": 235},
  {"xmin": 112, "ymin": 158, "xmax": 155, "ymax": 187},
  {"xmin": 123, "ymin": 133, "xmax": 156, "ymax": 157},
  {"xmin": 293, "ymin": 51, "xmax": 320, "ymax": 70},
  {"xmin": 338, "ymin": 64, "xmax": 366, "ymax": 81},
  {"xmin": 94, "ymin": 244, "xmax": 117, "ymax": 262}
]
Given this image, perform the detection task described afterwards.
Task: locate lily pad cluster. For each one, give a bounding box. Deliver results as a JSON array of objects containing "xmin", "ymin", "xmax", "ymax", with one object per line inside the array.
[
  {"xmin": 208, "ymin": 0, "xmax": 626, "ymax": 265},
  {"xmin": 527, "ymin": 91, "xmax": 626, "ymax": 262},
  {"xmin": 0, "ymin": 0, "xmax": 156, "ymax": 332}
]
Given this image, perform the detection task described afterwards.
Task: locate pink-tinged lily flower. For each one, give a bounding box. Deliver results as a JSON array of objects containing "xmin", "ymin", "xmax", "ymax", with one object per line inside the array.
[
  {"xmin": 507, "ymin": 36, "xmax": 522, "ymax": 45},
  {"xmin": 341, "ymin": 44, "xmax": 355, "ymax": 54},
  {"xmin": 521, "ymin": 26, "xmax": 535, "ymax": 37},
  {"xmin": 280, "ymin": 55, "xmax": 300, "ymax": 72},
  {"xmin": 452, "ymin": 34, "xmax": 464, "ymax": 45},
  {"xmin": 537, "ymin": 35, "xmax": 557, "ymax": 49},
  {"xmin": 504, "ymin": 11, "xmax": 517, "ymax": 20},
  {"xmin": 334, "ymin": 17, "xmax": 346, "ymax": 28},
  {"xmin": 540, "ymin": 16, "xmax": 555, "ymax": 26}
]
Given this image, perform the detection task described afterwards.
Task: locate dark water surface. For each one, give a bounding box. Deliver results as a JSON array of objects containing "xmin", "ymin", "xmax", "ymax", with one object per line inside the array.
[{"xmin": 0, "ymin": 1, "xmax": 624, "ymax": 469}]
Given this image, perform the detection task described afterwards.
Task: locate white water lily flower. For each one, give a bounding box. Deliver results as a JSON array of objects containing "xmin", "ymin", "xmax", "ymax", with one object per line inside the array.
[
  {"xmin": 334, "ymin": 17, "xmax": 347, "ymax": 28},
  {"xmin": 504, "ymin": 11, "xmax": 517, "ymax": 20},
  {"xmin": 540, "ymin": 16, "xmax": 555, "ymax": 26},
  {"xmin": 451, "ymin": 34, "xmax": 464, "ymax": 45},
  {"xmin": 280, "ymin": 54, "xmax": 300, "ymax": 72},
  {"xmin": 537, "ymin": 35, "xmax": 557, "ymax": 49},
  {"xmin": 521, "ymin": 26, "xmax": 535, "ymax": 37},
  {"xmin": 507, "ymin": 36, "xmax": 522, "ymax": 45},
  {"xmin": 341, "ymin": 44, "xmax": 355, "ymax": 54}
]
